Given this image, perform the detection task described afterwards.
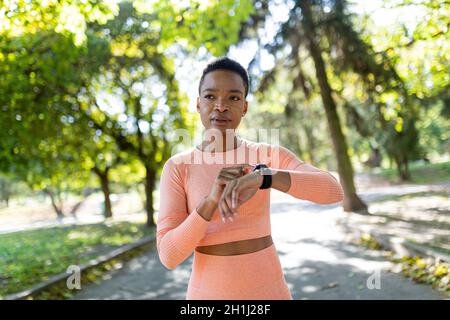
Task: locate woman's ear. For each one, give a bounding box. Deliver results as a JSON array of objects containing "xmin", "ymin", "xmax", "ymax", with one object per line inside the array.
[
  {"xmin": 243, "ymin": 100, "xmax": 248, "ymax": 115},
  {"xmin": 196, "ymin": 97, "xmax": 200, "ymax": 113}
]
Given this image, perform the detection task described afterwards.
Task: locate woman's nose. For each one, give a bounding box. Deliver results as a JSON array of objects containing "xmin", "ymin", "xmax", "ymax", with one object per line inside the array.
[{"xmin": 214, "ymin": 99, "xmax": 229, "ymax": 111}]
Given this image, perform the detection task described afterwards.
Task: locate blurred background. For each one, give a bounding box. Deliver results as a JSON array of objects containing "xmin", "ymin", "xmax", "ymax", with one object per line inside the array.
[{"xmin": 0, "ymin": 0, "xmax": 449, "ymax": 300}]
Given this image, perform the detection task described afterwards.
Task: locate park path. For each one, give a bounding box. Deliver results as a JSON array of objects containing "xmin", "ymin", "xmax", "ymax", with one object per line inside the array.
[{"xmin": 72, "ymin": 180, "xmax": 448, "ymax": 300}]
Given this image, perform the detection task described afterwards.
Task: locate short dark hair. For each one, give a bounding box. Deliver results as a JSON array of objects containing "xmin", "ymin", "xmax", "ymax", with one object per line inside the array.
[{"xmin": 198, "ymin": 57, "xmax": 249, "ymax": 98}]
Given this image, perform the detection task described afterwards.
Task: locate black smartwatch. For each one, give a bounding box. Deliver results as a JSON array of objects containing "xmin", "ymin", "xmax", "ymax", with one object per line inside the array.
[{"xmin": 252, "ymin": 164, "xmax": 272, "ymax": 189}]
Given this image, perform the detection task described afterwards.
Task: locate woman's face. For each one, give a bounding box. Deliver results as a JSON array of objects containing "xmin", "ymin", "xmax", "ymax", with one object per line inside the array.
[{"xmin": 197, "ymin": 69, "xmax": 248, "ymax": 133}]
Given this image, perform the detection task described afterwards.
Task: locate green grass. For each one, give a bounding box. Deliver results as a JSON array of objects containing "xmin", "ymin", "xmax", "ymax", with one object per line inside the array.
[
  {"xmin": 372, "ymin": 161, "xmax": 450, "ymax": 184},
  {"xmin": 0, "ymin": 222, "xmax": 155, "ymax": 298},
  {"xmin": 371, "ymin": 189, "xmax": 450, "ymax": 203},
  {"xmin": 405, "ymin": 240, "xmax": 450, "ymax": 257}
]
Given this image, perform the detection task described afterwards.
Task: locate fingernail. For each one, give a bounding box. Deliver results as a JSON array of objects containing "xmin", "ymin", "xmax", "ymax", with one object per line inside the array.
[
  {"xmin": 222, "ymin": 217, "xmax": 226, "ymax": 223},
  {"xmin": 229, "ymin": 216, "xmax": 234, "ymax": 222}
]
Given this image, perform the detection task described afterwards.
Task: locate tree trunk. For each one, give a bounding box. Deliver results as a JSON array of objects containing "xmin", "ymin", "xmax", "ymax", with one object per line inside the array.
[
  {"xmin": 100, "ymin": 173, "xmax": 113, "ymax": 219},
  {"xmin": 45, "ymin": 189, "xmax": 64, "ymax": 218},
  {"xmin": 70, "ymin": 200, "xmax": 84, "ymax": 217},
  {"xmin": 394, "ymin": 155, "xmax": 411, "ymax": 181},
  {"xmin": 70, "ymin": 188, "xmax": 95, "ymax": 216},
  {"xmin": 93, "ymin": 167, "xmax": 113, "ymax": 218},
  {"xmin": 0, "ymin": 179, "xmax": 10, "ymax": 208},
  {"xmin": 369, "ymin": 147, "xmax": 381, "ymax": 168},
  {"xmin": 402, "ymin": 157, "xmax": 410, "ymax": 180},
  {"xmin": 145, "ymin": 164, "xmax": 156, "ymax": 228},
  {"xmin": 299, "ymin": 0, "xmax": 368, "ymax": 214}
]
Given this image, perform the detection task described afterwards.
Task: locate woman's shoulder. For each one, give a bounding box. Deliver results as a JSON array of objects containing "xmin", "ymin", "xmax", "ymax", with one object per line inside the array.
[
  {"xmin": 243, "ymin": 138, "xmax": 290, "ymax": 155},
  {"xmin": 243, "ymin": 139, "xmax": 304, "ymax": 167},
  {"xmin": 163, "ymin": 147, "xmax": 195, "ymax": 171},
  {"xmin": 241, "ymin": 138, "xmax": 272, "ymax": 151},
  {"xmin": 241, "ymin": 138, "xmax": 279, "ymax": 164}
]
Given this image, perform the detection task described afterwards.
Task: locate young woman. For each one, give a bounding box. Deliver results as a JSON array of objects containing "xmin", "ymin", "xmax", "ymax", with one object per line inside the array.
[{"xmin": 157, "ymin": 57, "xmax": 344, "ymax": 300}]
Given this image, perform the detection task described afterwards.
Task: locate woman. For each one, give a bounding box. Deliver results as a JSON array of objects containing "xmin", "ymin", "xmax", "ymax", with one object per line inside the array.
[{"xmin": 157, "ymin": 57, "xmax": 344, "ymax": 300}]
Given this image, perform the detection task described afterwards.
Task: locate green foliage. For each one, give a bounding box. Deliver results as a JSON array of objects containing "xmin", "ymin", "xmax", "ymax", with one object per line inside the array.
[
  {"xmin": 392, "ymin": 256, "xmax": 450, "ymax": 294},
  {"xmin": 242, "ymin": 0, "xmax": 448, "ymax": 179},
  {"xmin": 0, "ymin": 0, "xmax": 255, "ymax": 222},
  {"xmin": 358, "ymin": 234, "xmax": 384, "ymax": 250},
  {"xmin": 134, "ymin": 0, "xmax": 254, "ymax": 56},
  {"xmin": 1, "ymin": 0, "xmax": 447, "ymax": 217},
  {"xmin": 356, "ymin": 234, "xmax": 449, "ymax": 295},
  {"xmin": 0, "ymin": 28, "xmax": 112, "ymax": 199},
  {"xmin": 372, "ymin": 189, "xmax": 450, "ymax": 204},
  {"xmin": 374, "ymin": 160, "xmax": 450, "ymax": 184},
  {"xmin": 0, "ymin": 222, "xmax": 154, "ymax": 297},
  {"xmin": 357, "ymin": 0, "xmax": 450, "ymax": 160},
  {"xmin": 0, "ymin": 0, "xmax": 118, "ymax": 45}
]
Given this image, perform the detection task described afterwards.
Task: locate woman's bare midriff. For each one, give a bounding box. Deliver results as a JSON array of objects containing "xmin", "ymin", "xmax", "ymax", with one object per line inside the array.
[{"xmin": 195, "ymin": 235, "xmax": 273, "ymax": 256}]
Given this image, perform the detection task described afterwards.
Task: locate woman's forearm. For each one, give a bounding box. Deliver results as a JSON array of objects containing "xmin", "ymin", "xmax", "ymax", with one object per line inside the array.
[
  {"xmin": 270, "ymin": 170, "xmax": 291, "ymax": 193},
  {"xmin": 196, "ymin": 196, "xmax": 219, "ymax": 221},
  {"xmin": 273, "ymin": 168, "xmax": 344, "ymax": 204},
  {"xmin": 158, "ymin": 197, "xmax": 215, "ymax": 270}
]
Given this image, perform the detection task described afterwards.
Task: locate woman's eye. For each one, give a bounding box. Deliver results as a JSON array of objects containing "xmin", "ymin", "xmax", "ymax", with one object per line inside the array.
[{"xmin": 204, "ymin": 95, "xmax": 240, "ymax": 101}]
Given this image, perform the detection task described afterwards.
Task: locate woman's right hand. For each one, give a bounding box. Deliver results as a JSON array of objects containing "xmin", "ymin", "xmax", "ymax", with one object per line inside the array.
[{"xmin": 208, "ymin": 164, "xmax": 253, "ymax": 222}]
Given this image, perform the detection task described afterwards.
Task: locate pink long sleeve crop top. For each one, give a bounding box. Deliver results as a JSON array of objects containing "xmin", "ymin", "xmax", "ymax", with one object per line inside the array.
[{"xmin": 156, "ymin": 138, "xmax": 344, "ymax": 269}]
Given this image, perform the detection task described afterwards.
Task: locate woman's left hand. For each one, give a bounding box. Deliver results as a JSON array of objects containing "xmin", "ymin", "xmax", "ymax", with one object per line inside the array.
[{"xmin": 218, "ymin": 170, "xmax": 263, "ymax": 221}]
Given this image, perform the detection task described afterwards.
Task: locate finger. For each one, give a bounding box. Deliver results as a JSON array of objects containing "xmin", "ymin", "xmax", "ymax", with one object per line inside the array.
[
  {"xmin": 235, "ymin": 164, "xmax": 253, "ymax": 175},
  {"xmin": 224, "ymin": 180, "xmax": 237, "ymax": 215},
  {"xmin": 218, "ymin": 183, "xmax": 231, "ymax": 222},
  {"xmin": 217, "ymin": 175, "xmax": 238, "ymax": 188},
  {"xmin": 228, "ymin": 179, "xmax": 239, "ymax": 207},
  {"xmin": 219, "ymin": 172, "xmax": 241, "ymax": 180},
  {"xmin": 220, "ymin": 167, "xmax": 245, "ymax": 175},
  {"xmin": 218, "ymin": 197, "xmax": 228, "ymax": 223},
  {"xmin": 234, "ymin": 164, "xmax": 252, "ymax": 172},
  {"xmin": 219, "ymin": 194, "xmax": 232, "ymax": 222},
  {"xmin": 222, "ymin": 165, "xmax": 245, "ymax": 172},
  {"xmin": 220, "ymin": 165, "xmax": 250, "ymax": 178},
  {"xmin": 221, "ymin": 182, "xmax": 235, "ymax": 221},
  {"xmin": 224, "ymin": 164, "xmax": 252, "ymax": 173},
  {"xmin": 232, "ymin": 184, "xmax": 241, "ymax": 210},
  {"xmin": 221, "ymin": 183, "xmax": 234, "ymax": 221},
  {"xmin": 221, "ymin": 170, "xmax": 244, "ymax": 178}
]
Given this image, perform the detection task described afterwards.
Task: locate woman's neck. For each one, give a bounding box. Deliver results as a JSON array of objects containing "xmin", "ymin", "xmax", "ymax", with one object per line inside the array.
[{"xmin": 198, "ymin": 135, "xmax": 242, "ymax": 152}]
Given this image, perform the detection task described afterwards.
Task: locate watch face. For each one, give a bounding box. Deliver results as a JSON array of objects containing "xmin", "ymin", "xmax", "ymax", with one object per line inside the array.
[
  {"xmin": 260, "ymin": 167, "xmax": 273, "ymax": 175},
  {"xmin": 253, "ymin": 163, "xmax": 267, "ymax": 171}
]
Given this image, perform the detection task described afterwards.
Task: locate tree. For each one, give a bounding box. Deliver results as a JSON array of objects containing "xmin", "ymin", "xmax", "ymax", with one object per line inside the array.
[
  {"xmin": 78, "ymin": 1, "xmax": 253, "ymax": 227},
  {"xmin": 0, "ymin": 30, "xmax": 107, "ymax": 216},
  {"xmin": 297, "ymin": 0, "xmax": 367, "ymax": 212},
  {"xmin": 238, "ymin": 0, "xmax": 368, "ymax": 213}
]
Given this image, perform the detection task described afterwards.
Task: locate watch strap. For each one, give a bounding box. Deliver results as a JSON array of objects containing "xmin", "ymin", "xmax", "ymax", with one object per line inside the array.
[{"xmin": 252, "ymin": 164, "xmax": 272, "ymax": 189}]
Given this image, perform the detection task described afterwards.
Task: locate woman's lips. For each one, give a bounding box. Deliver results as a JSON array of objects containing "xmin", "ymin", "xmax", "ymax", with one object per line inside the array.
[{"xmin": 211, "ymin": 118, "xmax": 231, "ymax": 126}]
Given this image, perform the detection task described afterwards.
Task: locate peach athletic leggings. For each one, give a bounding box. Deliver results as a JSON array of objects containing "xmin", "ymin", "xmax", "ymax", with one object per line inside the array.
[{"xmin": 186, "ymin": 243, "xmax": 293, "ymax": 300}]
